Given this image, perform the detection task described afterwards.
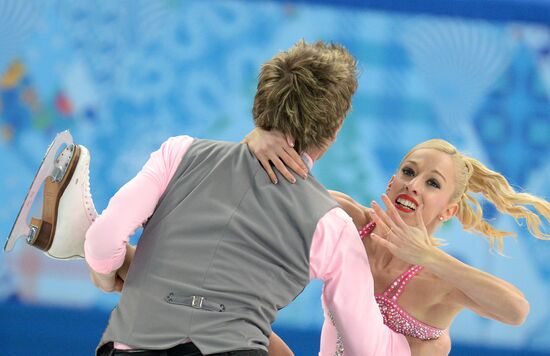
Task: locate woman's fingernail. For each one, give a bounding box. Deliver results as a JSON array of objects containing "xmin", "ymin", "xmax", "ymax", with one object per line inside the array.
[{"xmin": 371, "ymin": 201, "xmax": 377, "ymax": 206}]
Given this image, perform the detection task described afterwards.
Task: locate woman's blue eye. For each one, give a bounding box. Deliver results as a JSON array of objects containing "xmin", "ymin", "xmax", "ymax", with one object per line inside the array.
[
  {"xmin": 402, "ymin": 167, "xmax": 415, "ymax": 176},
  {"xmin": 428, "ymin": 179, "xmax": 440, "ymax": 189}
]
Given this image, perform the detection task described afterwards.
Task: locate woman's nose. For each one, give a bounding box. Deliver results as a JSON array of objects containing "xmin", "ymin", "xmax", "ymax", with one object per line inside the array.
[{"xmin": 405, "ymin": 179, "xmax": 419, "ymax": 195}]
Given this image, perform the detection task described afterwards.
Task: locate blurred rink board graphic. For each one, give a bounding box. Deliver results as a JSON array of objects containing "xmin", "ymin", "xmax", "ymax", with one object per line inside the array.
[{"xmin": 0, "ymin": 0, "xmax": 549, "ymax": 354}]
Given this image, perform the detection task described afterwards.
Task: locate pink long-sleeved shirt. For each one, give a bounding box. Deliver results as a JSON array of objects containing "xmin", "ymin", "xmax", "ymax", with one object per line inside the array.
[{"xmin": 84, "ymin": 136, "xmax": 410, "ymax": 356}]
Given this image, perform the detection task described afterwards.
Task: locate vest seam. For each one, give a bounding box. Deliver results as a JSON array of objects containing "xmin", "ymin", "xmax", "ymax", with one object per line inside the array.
[{"xmin": 191, "ymin": 153, "xmax": 263, "ymax": 331}]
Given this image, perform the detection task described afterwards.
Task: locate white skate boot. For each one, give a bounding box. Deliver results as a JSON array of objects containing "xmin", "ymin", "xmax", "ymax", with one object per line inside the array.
[{"xmin": 4, "ymin": 131, "xmax": 98, "ymax": 259}]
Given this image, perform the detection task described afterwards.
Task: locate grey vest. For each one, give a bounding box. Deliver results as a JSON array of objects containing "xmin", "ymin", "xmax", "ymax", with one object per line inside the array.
[{"xmin": 99, "ymin": 139, "xmax": 338, "ymax": 354}]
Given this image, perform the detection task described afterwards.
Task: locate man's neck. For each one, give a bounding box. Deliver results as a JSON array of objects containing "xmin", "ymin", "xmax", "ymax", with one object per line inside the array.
[
  {"xmin": 305, "ymin": 147, "xmax": 323, "ymax": 162},
  {"xmin": 301, "ymin": 152, "xmax": 314, "ymax": 169}
]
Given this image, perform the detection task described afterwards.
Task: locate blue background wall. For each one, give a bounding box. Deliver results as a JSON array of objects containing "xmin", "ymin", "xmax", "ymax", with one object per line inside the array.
[{"xmin": 0, "ymin": 0, "xmax": 549, "ymax": 354}]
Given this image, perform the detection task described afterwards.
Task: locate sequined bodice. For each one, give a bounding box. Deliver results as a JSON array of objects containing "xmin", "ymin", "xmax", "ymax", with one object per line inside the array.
[
  {"xmin": 360, "ymin": 221, "xmax": 445, "ymax": 341},
  {"xmin": 374, "ymin": 264, "xmax": 444, "ymax": 340}
]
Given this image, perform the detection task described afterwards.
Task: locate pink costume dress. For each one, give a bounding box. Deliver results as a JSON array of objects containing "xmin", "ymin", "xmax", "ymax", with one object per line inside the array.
[{"xmin": 327, "ymin": 222, "xmax": 445, "ymax": 355}]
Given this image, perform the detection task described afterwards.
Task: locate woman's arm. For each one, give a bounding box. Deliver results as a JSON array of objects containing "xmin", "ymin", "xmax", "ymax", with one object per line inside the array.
[
  {"xmin": 370, "ymin": 195, "xmax": 530, "ymax": 326},
  {"xmin": 268, "ymin": 332, "xmax": 294, "ymax": 356},
  {"xmin": 328, "ymin": 190, "xmax": 371, "ymax": 230},
  {"xmin": 427, "ymin": 249, "xmax": 529, "ymax": 325}
]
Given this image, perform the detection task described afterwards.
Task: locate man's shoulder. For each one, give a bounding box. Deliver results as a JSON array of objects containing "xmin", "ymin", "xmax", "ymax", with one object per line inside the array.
[
  {"xmin": 322, "ymin": 206, "xmax": 354, "ymax": 226},
  {"xmin": 161, "ymin": 135, "xmax": 196, "ymax": 149},
  {"xmin": 187, "ymin": 137, "xmax": 239, "ymax": 149},
  {"xmin": 302, "ymin": 176, "xmax": 338, "ymax": 202}
]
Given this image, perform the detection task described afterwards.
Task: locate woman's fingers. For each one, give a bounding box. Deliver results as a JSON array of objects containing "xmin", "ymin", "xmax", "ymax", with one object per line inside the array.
[
  {"xmin": 245, "ymin": 127, "xmax": 307, "ymax": 183},
  {"xmin": 369, "ymin": 209, "xmax": 393, "ymax": 239},
  {"xmin": 259, "ymin": 158, "xmax": 278, "ymax": 184},
  {"xmin": 260, "ymin": 129, "xmax": 307, "ymax": 179},
  {"xmin": 371, "ymin": 233, "xmax": 397, "ymax": 252},
  {"xmin": 371, "ymin": 200, "xmax": 398, "ymax": 232},
  {"xmin": 369, "ymin": 209, "xmax": 385, "ymax": 228},
  {"xmin": 285, "ymin": 134, "xmax": 295, "ymax": 148},
  {"xmin": 282, "ymin": 146, "xmax": 308, "ymax": 178},
  {"xmin": 280, "ymin": 148, "xmax": 307, "ymax": 179},
  {"xmin": 270, "ymin": 155, "xmax": 296, "ymax": 183},
  {"xmin": 381, "ymin": 194, "xmax": 406, "ymax": 228}
]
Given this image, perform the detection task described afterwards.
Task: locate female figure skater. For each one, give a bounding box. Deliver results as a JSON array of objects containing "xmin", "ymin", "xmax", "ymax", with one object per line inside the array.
[{"xmin": 244, "ymin": 128, "xmax": 550, "ymax": 356}]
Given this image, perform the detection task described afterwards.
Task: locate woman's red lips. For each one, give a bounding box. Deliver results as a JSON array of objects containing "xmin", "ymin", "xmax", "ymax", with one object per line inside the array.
[{"xmin": 395, "ymin": 194, "xmax": 419, "ymax": 213}]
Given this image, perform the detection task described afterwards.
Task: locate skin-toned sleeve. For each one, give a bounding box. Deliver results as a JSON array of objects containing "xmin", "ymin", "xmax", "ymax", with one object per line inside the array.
[
  {"xmin": 84, "ymin": 135, "xmax": 194, "ymax": 274},
  {"xmin": 310, "ymin": 208, "xmax": 410, "ymax": 356}
]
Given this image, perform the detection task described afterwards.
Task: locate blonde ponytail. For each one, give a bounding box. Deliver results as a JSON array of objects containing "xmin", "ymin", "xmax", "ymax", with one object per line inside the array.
[{"xmin": 457, "ymin": 156, "xmax": 550, "ymax": 252}]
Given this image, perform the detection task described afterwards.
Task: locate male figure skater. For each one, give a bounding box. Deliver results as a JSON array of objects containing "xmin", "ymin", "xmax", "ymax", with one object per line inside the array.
[{"xmin": 10, "ymin": 40, "xmax": 410, "ymax": 356}]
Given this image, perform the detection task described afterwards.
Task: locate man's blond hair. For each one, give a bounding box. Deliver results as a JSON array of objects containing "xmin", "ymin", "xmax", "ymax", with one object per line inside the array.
[{"xmin": 253, "ymin": 40, "xmax": 358, "ymax": 153}]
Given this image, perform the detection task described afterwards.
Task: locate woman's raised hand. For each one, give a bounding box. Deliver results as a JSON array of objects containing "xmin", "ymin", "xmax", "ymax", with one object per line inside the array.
[
  {"xmin": 369, "ymin": 194, "xmax": 438, "ymax": 266},
  {"xmin": 242, "ymin": 127, "xmax": 309, "ymax": 184}
]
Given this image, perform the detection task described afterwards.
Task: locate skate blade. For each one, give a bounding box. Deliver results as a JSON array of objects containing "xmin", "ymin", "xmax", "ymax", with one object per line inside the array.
[{"xmin": 4, "ymin": 131, "xmax": 75, "ymax": 252}]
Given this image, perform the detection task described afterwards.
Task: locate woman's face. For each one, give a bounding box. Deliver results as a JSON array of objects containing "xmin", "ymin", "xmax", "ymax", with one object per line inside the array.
[{"xmin": 386, "ymin": 148, "xmax": 459, "ymax": 234}]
